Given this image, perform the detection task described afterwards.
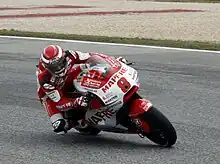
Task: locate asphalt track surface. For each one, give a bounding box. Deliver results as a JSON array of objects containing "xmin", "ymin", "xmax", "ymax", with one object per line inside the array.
[{"xmin": 0, "ymin": 37, "xmax": 219, "ymax": 164}]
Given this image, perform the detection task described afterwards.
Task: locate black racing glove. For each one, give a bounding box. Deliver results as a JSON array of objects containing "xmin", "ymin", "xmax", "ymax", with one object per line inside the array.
[{"xmin": 52, "ymin": 119, "xmax": 67, "ymax": 134}]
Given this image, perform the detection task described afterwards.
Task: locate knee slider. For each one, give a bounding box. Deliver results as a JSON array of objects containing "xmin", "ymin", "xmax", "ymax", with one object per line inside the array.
[{"xmin": 52, "ymin": 119, "xmax": 67, "ymax": 133}]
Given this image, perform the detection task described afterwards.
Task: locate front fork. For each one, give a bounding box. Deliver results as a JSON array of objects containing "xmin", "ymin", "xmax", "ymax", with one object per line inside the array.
[{"xmin": 128, "ymin": 98, "xmax": 153, "ymax": 134}]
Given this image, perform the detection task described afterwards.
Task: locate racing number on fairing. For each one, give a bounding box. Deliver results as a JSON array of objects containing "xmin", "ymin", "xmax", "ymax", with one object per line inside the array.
[{"xmin": 117, "ymin": 77, "xmax": 131, "ymax": 93}]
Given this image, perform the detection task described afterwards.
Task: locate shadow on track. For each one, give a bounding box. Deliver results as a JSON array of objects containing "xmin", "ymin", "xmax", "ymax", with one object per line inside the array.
[
  {"xmin": 3, "ymin": 130, "xmax": 173, "ymax": 150},
  {"xmin": 58, "ymin": 131, "xmax": 168, "ymax": 150}
]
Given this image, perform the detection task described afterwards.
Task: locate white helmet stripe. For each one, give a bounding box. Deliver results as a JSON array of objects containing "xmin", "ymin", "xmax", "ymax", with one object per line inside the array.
[
  {"xmin": 41, "ymin": 45, "xmax": 63, "ymax": 64},
  {"xmin": 56, "ymin": 45, "xmax": 63, "ymax": 58},
  {"xmin": 41, "ymin": 53, "xmax": 50, "ymax": 64}
]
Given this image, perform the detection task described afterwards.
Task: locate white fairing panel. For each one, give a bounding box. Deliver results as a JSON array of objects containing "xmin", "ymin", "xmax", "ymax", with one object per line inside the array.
[
  {"xmin": 73, "ymin": 62, "xmax": 140, "ymax": 127},
  {"xmin": 85, "ymin": 100, "xmax": 123, "ymax": 127}
]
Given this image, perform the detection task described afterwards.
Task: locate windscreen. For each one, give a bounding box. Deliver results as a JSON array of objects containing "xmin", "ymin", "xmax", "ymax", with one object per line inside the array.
[
  {"xmin": 76, "ymin": 54, "xmax": 122, "ymax": 90},
  {"xmin": 82, "ymin": 54, "xmax": 121, "ymax": 80},
  {"xmin": 86, "ymin": 55, "xmax": 111, "ymax": 66},
  {"xmin": 79, "ymin": 55, "xmax": 110, "ymax": 80}
]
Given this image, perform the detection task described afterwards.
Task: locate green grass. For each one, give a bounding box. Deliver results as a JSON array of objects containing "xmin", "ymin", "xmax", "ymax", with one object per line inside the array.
[
  {"xmin": 1, "ymin": 29, "xmax": 220, "ymax": 51},
  {"xmin": 135, "ymin": 0, "xmax": 220, "ymax": 3}
]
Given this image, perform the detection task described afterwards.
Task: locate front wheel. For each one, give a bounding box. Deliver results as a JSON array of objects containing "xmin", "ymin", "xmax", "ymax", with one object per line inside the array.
[{"xmin": 137, "ymin": 107, "xmax": 177, "ymax": 147}]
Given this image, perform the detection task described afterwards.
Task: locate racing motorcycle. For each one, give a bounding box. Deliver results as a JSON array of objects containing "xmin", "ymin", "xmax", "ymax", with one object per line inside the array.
[{"xmin": 63, "ymin": 54, "xmax": 177, "ymax": 147}]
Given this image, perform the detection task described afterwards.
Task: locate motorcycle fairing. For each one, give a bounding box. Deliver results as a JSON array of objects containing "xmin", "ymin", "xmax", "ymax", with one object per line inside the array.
[{"xmin": 73, "ymin": 55, "xmax": 140, "ymax": 127}]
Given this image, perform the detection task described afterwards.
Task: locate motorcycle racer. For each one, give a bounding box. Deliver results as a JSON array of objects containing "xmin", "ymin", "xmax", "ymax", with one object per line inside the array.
[{"xmin": 36, "ymin": 45, "xmax": 127, "ymax": 135}]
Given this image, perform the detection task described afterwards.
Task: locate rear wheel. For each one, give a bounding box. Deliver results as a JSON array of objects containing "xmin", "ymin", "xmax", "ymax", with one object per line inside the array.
[{"xmin": 137, "ymin": 107, "xmax": 177, "ymax": 147}]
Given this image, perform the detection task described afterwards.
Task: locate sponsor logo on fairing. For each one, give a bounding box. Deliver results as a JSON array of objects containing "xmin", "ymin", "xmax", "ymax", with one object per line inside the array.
[
  {"xmin": 87, "ymin": 108, "xmax": 117, "ymax": 125},
  {"xmin": 102, "ymin": 67, "xmax": 128, "ymax": 93},
  {"xmin": 87, "ymin": 101, "xmax": 122, "ymax": 125},
  {"xmin": 104, "ymin": 95, "xmax": 118, "ymax": 104},
  {"xmin": 81, "ymin": 78, "xmax": 102, "ymax": 89}
]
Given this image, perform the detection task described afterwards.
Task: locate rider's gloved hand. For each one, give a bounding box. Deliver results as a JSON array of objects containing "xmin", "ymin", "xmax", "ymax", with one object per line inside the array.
[
  {"xmin": 73, "ymin": 96, "xmax": 88, "ymax": 108},
  {"xmin": 116, "ymin": 56, "xmax": 128, "ymax": 64},
  {"xmin": 52, "ymin": 119, "xmax": 68, "ymax": 134}
]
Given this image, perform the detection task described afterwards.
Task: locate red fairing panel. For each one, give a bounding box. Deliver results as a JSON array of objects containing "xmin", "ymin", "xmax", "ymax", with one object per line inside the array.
[
  {"xmin": 128, "ymin": 99, "xmax": 153, "ymax": 118},
  {"xmin": 123, "ymin": 86, "xmax": 139, "ymax": 104}
]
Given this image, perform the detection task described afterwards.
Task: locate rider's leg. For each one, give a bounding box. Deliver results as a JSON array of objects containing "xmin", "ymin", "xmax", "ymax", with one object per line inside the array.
[{"xmin": 42, "ymin": 97, "xmax": 72, "ymax": 134}]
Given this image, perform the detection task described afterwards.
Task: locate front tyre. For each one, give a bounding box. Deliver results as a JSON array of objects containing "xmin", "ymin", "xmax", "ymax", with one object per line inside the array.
[{"xmin": 138, "ymin": 107, "xmax": 177, "ymax": 147}]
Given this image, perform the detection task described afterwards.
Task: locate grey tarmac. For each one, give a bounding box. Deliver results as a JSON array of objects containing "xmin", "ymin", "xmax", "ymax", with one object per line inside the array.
[{"xmin": 0, "ymin": 37, "xmax": 219, "ymax": 164}]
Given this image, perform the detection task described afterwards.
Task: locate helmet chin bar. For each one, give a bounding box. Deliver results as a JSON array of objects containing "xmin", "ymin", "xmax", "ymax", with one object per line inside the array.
[
  {"xmin": 46, "ymin": 68, "xmax": 66, "ymax": 77},
  {"xmin": 45, "ymin": 59, "xmax": 68, "ymax": 77},
  {"xmin": 55, "ymin": 67, "xmax": 68, "ymax": 77}
]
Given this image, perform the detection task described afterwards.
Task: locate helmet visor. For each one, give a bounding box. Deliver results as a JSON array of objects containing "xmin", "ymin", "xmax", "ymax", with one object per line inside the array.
[{"xmin": 46, "ymin": 57, "xmax": 68, "ymax": 76}]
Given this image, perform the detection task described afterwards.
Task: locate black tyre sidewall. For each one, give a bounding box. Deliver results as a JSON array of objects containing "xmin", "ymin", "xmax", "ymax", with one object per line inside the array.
[{"xmin": 139, "ymin": 107, "xmax": 177, "ymax": 147}]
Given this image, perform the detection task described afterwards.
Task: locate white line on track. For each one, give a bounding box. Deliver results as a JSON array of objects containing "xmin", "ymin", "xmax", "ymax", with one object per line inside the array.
[{"xmin": 0, "ymin": 35, "xmax": 220, "ymax": 54}]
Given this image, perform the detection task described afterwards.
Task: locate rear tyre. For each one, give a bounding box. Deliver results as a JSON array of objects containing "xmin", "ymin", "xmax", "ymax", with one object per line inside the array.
[{"xmin": 139, "ymin": 107, "xmax": 177, "ymax": 147}]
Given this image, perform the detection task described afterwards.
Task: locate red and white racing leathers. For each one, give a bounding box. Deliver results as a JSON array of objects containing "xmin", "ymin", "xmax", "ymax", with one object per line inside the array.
[
  {"xmin": 36, "ymin": 50, "xmax": 96, "ymax": 133},
  {"xmin": 36, "ymin": 50, "xmax": 127, "ymax": 134}
]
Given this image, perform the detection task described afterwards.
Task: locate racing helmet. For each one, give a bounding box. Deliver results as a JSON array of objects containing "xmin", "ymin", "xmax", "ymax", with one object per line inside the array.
[{"xmin": 40, "ymin": 45, "xmax": 69, "ymax": 77}]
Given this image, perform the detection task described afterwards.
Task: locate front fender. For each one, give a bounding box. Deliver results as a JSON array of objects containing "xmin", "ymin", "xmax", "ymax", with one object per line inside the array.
[{"xmin": 128, "ymin": 99, "xmax": 153, "ymax": 118}]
